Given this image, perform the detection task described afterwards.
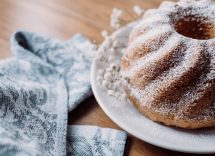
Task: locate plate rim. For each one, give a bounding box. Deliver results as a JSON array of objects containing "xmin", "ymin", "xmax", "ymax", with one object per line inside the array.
[{"xmin": 90, "ymin": 22, "xmax": 215, "ymax": 154}]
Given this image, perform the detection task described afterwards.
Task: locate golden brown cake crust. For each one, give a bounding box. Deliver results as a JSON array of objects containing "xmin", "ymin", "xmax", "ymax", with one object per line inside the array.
[
  {"xmin": 127, "ymin": 89, "xmax": 215, "ymax": 129},
  {"xmin": 121, "ymin": 0, "xmax": 215, "ymax": 129}
]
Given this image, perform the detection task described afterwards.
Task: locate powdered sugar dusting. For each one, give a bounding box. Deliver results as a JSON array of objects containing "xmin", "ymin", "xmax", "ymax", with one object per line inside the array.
[
  {"xmin": 121, "ymin": 0, "xmax": 215, "ymax": 122},
  {"xmin": 129, "ymin": 24, "xmax": 173, "ymax": 49},
  {"xmin": 123, "ymin": 34, "xmax": 181, "ymax": 77}
]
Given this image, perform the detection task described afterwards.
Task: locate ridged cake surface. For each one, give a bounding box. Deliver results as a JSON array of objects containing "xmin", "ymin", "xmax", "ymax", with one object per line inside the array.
[{"xmin": 121, "ymin": 0, "xmax": 215, "ymax": 129}]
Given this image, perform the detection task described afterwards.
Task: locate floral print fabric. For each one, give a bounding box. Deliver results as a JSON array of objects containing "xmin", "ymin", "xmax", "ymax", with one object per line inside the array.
[{"xmin": 0, "ymin": 31, "xmax": 127, "ymax": 156}]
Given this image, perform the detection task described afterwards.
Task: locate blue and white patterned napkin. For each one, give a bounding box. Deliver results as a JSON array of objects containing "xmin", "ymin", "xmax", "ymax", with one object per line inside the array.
[{"xmin": 0, "ymin": 31, "xmax": 127, "ymax": 156}]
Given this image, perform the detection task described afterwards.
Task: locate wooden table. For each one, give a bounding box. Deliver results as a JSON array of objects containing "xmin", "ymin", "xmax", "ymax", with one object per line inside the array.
[{"xmin": 0, "ymin": 0, "xmax": 212, "ymax": 155}]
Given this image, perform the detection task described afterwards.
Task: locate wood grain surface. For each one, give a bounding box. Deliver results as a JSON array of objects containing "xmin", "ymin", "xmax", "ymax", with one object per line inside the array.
[{"xmin": 0, "ymin": 0, "xmax": 213, "ymax": 155}]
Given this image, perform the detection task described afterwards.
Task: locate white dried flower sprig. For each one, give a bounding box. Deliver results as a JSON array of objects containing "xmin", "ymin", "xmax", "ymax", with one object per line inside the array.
[
  {"xmin": 110, "ymin": 5, "xmax": 145, "ymax": 30},
  {"xmin": 101, "ymin": 30, "xmax": 109, "ymax": 39},
  {"xmin": 96, "ymin": 4, "xmax": 147, "ymax": 102},
  {"xmin": 96, "ymin": 37, "xmax": 127, "ymax": 101},
  {"xmin": 101, "ymin": 5, "xmax": 145, "ymax": 39},
  {"xmin": 97, "ymin": 62, "xmax": 127, "ymax": 101},
  {"xmin": 110, "ymin": 8, "xmax": 123, "ymax": 29},
  {"xmin": 133, "ymin": 5, "xmax": 145, "ymax": 16}
]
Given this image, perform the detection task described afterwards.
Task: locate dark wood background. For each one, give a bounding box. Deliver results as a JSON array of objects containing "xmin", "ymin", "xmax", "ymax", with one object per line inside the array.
[{"xmin": 0, "ymin": 0, "xmax": 213, "ymax": 155}]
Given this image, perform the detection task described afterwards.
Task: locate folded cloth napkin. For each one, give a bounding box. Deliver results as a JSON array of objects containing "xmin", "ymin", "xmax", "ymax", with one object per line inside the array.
[{"xmin": 0, "ymin": 31, "xmax": 127, "ymax": 156}]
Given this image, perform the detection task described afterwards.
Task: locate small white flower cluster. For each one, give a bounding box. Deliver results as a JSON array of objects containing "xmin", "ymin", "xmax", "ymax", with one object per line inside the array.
[
  {"xmin": 95, "ymin": 37, "xmax": 126, "ymax": 63},
  {"xmin": 96, "ymin": 4, "xmax": 147, "ymax": 102},
  {"xmin": 101, "ymin": 30, "xmax": 109, "ymax": 39},
  {"xmin": 110, "ymin": 8, "xmax": 123, "ymax": 29},
  {"xmin": 133, "ymin": 5, "xmax": 145, "ymax": 16},
  {"xmin": 97, "ymin": 63, "xmax": 127, "ymax": 101},
  {"xmin": 96, "ymin": 37, "xmax": 127, "ymax": 101}
]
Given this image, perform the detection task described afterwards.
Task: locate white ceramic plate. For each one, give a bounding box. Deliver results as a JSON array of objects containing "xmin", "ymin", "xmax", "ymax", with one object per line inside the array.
[{"xmin": 91, "ymin": 21, "xmax": 215, "ymax": 154}]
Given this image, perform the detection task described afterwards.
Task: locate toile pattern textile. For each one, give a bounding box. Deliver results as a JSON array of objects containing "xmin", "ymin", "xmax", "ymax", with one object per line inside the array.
[{"xmin": 0, "ymin": 31, "xmax": 127, "ymax": 156}]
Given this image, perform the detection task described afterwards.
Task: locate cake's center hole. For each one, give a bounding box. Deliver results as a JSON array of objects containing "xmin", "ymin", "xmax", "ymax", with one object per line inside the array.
[{"xmin": 174, "ymin": 14, "xmax": 215, "ymax": 40}]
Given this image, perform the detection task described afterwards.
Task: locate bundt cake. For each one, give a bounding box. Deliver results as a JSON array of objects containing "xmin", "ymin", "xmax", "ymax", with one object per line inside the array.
[{"xmin": 121, "ymin": 0, "xmax": 215, "ymax": 129}]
